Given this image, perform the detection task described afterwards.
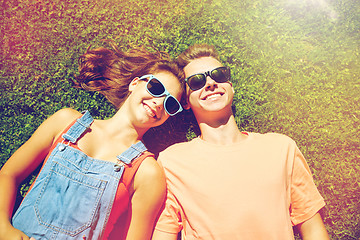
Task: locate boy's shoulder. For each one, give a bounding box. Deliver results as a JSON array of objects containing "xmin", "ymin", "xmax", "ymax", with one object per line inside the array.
[
  {"xmin": 250, "ymin": 132, "xmax": 295, "ymax": 144},
  {"xmin": 162, "ymin": 138, "xmax": 198, "ymax": 152},
  {"xmin": 157, "ymin": 138, "xmax": 199, "ymax": 161}
]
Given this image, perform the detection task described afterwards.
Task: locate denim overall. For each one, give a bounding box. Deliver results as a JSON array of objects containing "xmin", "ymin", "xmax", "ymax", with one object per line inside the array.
[{"xmin": 12, "ymin": 111, "xmax": 148, "ymax": 240}]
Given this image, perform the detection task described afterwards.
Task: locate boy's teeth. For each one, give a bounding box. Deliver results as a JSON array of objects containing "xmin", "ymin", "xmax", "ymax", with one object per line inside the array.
[{"xmin": 206, "ymin": 93, "xmax": 221, "ymax": 100}]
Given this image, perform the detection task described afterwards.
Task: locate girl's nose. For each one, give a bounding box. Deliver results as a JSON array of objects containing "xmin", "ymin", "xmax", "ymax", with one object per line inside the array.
[{"xmin": 151, "ymin": 96, "xmax": 165, "ymax": 110}]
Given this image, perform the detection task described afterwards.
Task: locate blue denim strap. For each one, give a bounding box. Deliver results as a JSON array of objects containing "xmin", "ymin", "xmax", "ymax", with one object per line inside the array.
[
  {"xmin": 117, "ymin": 141, "xmax": 147, "ymax": 164},
  {"xmin": 62, "ymin": 111, "xmax": 94, "ymax": 143}
]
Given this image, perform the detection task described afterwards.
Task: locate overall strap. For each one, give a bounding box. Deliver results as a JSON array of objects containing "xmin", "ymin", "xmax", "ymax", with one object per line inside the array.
[
  {"xmin": 117, "ymin": 141, "xmax": 147, "ymax": 164},
  {"xmin": 62, "ymin": 111, "xmax": 94, "ymax": 143},
  {"xmin": 113, "ymin": 141, "xmax": 147, "ymax": 172}
]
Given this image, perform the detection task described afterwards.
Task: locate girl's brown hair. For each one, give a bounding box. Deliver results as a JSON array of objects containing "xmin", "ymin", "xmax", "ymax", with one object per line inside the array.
[
  {"xmin": 175, "ymin": 43, "xmax": 220, "ymax": 69},
  {"xmin": 74, "ymin": 41, "xmax": 184, "ymax": 109}
]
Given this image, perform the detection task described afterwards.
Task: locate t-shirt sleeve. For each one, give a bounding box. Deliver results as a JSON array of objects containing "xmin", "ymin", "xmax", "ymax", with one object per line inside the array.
[
  {"xmin": 154, "ymin": 159, "xmax": 183, "ymax": 234},
  {"xmin": 289, "ymin": 143, "xmax": 326, "ymax": 225}
]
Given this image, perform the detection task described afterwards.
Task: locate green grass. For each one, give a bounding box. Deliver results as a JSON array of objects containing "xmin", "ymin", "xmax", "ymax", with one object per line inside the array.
[{"xmin": 1, "ymin": 0, "xmax": 359, "ymax": 239}]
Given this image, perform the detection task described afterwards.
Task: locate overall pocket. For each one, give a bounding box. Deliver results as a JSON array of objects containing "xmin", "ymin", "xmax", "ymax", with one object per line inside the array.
[{"xmin": 34, "ymin": 161, "xmax": 107, "ymax": 236}]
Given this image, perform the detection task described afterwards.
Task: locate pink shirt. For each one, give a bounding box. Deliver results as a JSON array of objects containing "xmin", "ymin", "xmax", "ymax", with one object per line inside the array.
[{"xmin": 155, "ymin": 132, "xmax": 325, "ymax": 240}]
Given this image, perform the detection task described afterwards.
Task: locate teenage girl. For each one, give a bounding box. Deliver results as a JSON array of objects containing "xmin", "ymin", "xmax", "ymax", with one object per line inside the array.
[{"xmin": 0, "ymin": 43, "xmax": 184, "ymax": 240}]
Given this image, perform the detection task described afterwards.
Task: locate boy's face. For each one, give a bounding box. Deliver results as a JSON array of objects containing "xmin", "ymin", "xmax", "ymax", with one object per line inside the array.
[{"xmin": 184, "ymin": 57, "xmax": 234, "ymax": 117}]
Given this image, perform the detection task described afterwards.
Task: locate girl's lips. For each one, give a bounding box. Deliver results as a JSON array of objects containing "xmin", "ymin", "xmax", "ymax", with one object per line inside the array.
[{"xmin": 143, "ymin": 103, "xmax": 157, "ymax": 118}]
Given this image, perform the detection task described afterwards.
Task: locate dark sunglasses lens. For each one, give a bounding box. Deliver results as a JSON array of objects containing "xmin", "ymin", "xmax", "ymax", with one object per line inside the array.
[
  {"xmin": 188, "ymin": 74, "xmax": 206, "ymax": 90},
  {"xmin": 165, "ymin": 96, "xmax": 180, "ymax": 115},
  {"xmin": 211, "ymin": 67, "xmax": 230, "ymax": 82},
  {"xmin": 147, "ymin": 78, "xmax": 165, "ymax": 96}
]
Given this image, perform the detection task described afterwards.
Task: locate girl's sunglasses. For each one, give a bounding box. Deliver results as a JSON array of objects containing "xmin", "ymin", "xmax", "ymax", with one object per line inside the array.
[
  {"xmin": 139, "ymin": 75, "xmax": 183, "ymax": 116},
  {"xmin": 185, "ymin": 66, "xmax": 231, "ymax": 91}
]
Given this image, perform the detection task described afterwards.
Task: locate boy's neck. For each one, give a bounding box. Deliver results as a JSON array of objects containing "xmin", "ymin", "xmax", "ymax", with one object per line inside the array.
[{"xmin": 197, "ymin": 114, "xmax": 247, "ymax": 145}]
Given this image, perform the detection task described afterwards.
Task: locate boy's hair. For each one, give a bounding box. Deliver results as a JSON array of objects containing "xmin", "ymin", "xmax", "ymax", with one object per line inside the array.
[
  {"xmin": 74, "ymin": 41, "xmax": 184, "ymax": 109},
  {"xmin": 175, "ymin": 44, "xmax": 220, "ymax": 69}
]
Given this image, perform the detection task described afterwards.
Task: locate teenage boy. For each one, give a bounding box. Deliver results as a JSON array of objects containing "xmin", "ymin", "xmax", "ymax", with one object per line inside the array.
[{"xmin": 152, "ymin": 44, "xmax": 329, "ymax": 240}]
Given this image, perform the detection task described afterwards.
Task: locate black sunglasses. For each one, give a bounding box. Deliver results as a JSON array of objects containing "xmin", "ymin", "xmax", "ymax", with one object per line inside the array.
[
  {"xmin": 185, "ymin": 66, "xmax": 231, "ymax": 91},
  {"xmin": 139, "ymin": 75, "xmax": 183, "ymax": 116}
]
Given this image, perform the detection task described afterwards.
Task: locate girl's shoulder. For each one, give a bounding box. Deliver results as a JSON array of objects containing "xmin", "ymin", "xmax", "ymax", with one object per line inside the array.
[
  {"xmin": 51, "ymin": 108, "xmax": 83, "ymax": 121},
  {"xmin": 135, "ymin": 156, "xmax": 164, "ymax": 183},
  {"xmin": 133, "ymin": 156, "xmax": 166, "ymax": 193},
  {"xmin": 42, "ymin": 108, "xmax": 83, "ymax": 140}
]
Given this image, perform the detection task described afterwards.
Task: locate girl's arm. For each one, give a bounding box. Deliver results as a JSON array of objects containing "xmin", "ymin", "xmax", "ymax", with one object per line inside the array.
[
  {"xmin": 126, "ymin": 157, "xmax": 167, "ymax": 240},
  {"xmin": 0, "ymin": 108, "xmax": 81, "ymax": 240},
  {"xmin": 152, "ymin": 230, "xmax": 179, "ymax": 240}
]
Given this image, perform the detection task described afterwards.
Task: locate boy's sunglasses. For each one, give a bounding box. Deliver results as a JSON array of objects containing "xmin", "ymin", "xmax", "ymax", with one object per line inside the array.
[
  {"xmin": 185, "ymin": 66, "xmax": 231, "ymax": 91},
  {"xmin": 139, "ymin": 75, "xmax": 183, "ymax": 116}
]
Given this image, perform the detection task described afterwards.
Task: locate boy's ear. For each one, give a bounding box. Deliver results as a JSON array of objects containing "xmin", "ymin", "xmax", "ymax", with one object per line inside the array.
[
  {"xmin": 128, "ymin": 77, "xmax": 140, "ymax": 92},
  {"xmin": 229, "ymin": 81, "xmax": 235, "ymax": 94}
]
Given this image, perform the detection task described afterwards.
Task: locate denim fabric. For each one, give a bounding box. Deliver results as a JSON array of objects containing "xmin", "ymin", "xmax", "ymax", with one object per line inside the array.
[{"xmin": 12, "ymin": 111, "xmax": 147, "ymax": 240}]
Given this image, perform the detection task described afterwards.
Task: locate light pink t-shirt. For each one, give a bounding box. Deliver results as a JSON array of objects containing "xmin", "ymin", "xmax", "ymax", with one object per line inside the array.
[{"xmin": 155, "ymin": 132, "xmax": 325, "ymax": 240}]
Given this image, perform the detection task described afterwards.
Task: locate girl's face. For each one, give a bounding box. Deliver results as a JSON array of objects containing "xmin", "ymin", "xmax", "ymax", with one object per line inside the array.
[{"xmin": 127, "ymin": 71, "xmax": 182, "ymax": 129}]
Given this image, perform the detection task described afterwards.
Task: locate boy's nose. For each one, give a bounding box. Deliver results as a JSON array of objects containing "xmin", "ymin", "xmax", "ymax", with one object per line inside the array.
[{"xmin": 204, "ymin": 76, "xmax": 217, "ymax": 90}]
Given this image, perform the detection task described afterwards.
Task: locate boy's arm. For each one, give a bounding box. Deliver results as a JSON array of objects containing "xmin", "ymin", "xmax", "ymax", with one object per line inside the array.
[
  {"xmin": 297, "ymin": 212, "xmax": 330, "ymax": 240},
  {"xmin": 151, "ymin": 155, "xmax": 182, "ymax": 240}
]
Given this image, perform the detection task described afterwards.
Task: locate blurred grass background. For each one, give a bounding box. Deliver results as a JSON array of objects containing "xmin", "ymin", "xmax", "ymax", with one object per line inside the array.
[{"xmin": 0, "ymin": 0, "xmax": 359, "ymax": 239}]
